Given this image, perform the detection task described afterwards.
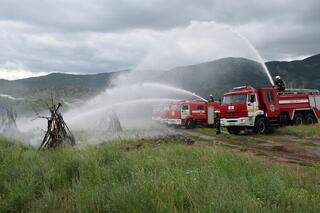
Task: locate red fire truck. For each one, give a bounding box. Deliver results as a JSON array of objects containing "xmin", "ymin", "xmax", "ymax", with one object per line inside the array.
[
  {"xmin": 220, "ymin": 86, "xmax": 320, "ymax": 134},
  {"xmin": 163, "ymin": 100, "xmax": 220, "ymax": 128}
]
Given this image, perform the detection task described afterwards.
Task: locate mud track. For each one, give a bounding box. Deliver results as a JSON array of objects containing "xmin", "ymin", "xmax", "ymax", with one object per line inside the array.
[{"xmin": 177, "ymin": 129, "xmax": 320, "ymax": 166}]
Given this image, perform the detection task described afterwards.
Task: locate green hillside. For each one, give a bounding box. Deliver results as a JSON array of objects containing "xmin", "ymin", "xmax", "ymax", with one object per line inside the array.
[
  {"xmin": 0, "ymin": 71, "xmax": 125, "ymax": 113},
  {"xmin": 157, "ymin": 54, "xmax": 320, "ymax": 99},
  {"xmin": 0, "ymin": 54, "xmax": 319, "ymax": 107},
  {"xmin": 158, "ymin": 57, "xmax": 271, "ymax": 98},
  {"xmin": 0, "ymin": 71, "xmax": 125, "ymax": 98},
  {"xmin": 266, "ymin": 54, "xmax": 320, "ymax": 89}
]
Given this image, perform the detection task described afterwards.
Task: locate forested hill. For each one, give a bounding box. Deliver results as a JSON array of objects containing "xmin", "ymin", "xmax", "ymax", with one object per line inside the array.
[
  {"xmin": 156, "ymin": 54, "xmax": 320, "ymax": 98},
  {"xmin": 266, "ymin": 54, "xmax": 320, "ymax": 89},
  {"xmin": 0, "ymin": 71, "xmax": 126, "ymax": 98},
  {"xmin": 0, "ymin": 54, "xmax": 319, "ymax": 100}
]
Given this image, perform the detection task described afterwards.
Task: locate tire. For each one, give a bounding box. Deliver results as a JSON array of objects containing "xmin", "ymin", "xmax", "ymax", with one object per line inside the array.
[
  {"xmin": 254, "ymin": 117, "xmax": 269, "ymax": 134},
  {"xmin": 185, "ymin": 119, "xmax": 194, "ymax": 129},
  {"xmin": 227, "ymin": 127, "xmax": 240, "ymax": 135},
  {"xmin": 305, "ymin": 113, "xmax": 316, "ymax": 125},
  {"xmin": 293, "ymin": 113, "xmax": 304, "ymax": 125},
  {"xmin": 227, "ymin": 127, "xmax": 233, "ymax": 134},
  {"xmin": 232, "ymin": 128, "xmax": 240, "ymax": 135}
]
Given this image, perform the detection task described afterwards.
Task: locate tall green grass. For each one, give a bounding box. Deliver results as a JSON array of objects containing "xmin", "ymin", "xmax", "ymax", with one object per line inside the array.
[
  {"xmin": 1, "ymin": 135, "xmax": 320, "ymax": 212},
  {"xmin": 276, "ymin": 123, "xmax": 320, "ymax": 139}
]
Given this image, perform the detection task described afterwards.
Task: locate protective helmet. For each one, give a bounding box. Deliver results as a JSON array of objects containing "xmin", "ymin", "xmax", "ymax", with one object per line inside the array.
[
  {"xmin": 209, "ymin": 94, "xmax": 213, "ymax": 97},
  {"xmin": 276, "ymin": 75, "xmax": 280, "ymax": 80}
]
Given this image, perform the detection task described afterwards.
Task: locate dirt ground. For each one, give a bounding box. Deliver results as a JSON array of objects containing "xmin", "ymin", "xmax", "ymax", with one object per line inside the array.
[{"xmin": 177, "ymin": 128, "xmax": 320, "ymax": 166}]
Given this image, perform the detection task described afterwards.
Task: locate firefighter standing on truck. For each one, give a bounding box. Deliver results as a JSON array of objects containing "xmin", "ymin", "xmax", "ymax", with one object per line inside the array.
[
  {"xmin": 208, "ymin": 94, "xmax": 214, "ymax": 102},
  {"xmin": 274, "ymin": 75, "xmax": 286, "ymax": 92},
  {"xmin": 215, "ymin": 110, "xmax": 221, "ymax": 134}
]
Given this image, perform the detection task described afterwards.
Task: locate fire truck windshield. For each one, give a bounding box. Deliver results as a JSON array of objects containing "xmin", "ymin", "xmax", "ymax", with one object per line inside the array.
[{"xmin": 223, "ymin": 94, "xmax": 247, "ymax": 105}]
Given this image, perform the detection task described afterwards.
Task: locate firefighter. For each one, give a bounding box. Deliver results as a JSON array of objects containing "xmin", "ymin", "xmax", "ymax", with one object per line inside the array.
[
  {"xmin": 274, "ymin": 75, "xmax": 286, "ymax": 92},
  {"xmin": 208, "ymin": 94, "xmax": 214, "ymax": 102},
  {"xmin": 214, "ymin": 110, "xmax": 221, "ymax": 134}
]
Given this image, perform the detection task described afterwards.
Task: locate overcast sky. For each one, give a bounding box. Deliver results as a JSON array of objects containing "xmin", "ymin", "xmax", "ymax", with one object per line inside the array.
[{"xmin": 0, "ymin": 0, "xmax": 319, "ymax": 80}]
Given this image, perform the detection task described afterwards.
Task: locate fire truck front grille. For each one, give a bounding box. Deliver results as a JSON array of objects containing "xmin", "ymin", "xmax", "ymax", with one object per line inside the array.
[{"xmin": 224, "ymin": 112, "xmax": 242, "ymax": 118}]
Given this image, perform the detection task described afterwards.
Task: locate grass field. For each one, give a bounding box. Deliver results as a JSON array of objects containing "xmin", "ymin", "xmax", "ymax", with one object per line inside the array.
[
  {"xmin": 1, "ymin": 135, "xmax": 320, "ymax": 212},
  {"xmin": 192, "ymin": 127, "xmax": 269, "ymax": 144},
  {"xmin": 275, "ymin": 123, "xmax": 320, "ymax": 139},
  {"xmin": 194, "ymin": 123, "xmax": 320, "ymax": 141}
]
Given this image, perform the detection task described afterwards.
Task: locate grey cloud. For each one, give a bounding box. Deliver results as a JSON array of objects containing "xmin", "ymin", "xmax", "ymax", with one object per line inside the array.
[
  {"xmin": 0, "ymin": 0, "xmax": 319, "ymax": 78},
  {"xmin": 1, "ymin": 0, "xmax": 318, "ymax": 32}
]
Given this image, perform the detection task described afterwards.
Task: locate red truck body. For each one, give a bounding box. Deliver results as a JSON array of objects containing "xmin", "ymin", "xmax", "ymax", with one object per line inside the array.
[
  {"xmin": 220, "ymin": 86, "xmax": 320, "ymax": 134},
  {"xmin": 160, "ymin": 100, "xmax": 220, "ymax": 128}
]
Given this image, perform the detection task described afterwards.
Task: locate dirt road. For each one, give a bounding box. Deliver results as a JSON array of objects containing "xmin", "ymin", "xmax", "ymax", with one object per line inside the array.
[{"xmin": 178, "ymin": 129, "xmax": 320, "ymax": 166}]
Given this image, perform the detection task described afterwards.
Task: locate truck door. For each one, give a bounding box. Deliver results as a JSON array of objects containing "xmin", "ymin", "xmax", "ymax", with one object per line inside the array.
[
  {"xmin": 264, "ymin": 89, "xmax": 280, "ymax": 117},
  {"xmin": 195, "ymin": 104, "xmax": 206, "ymax": 119},
  {"xmin": 247, "ymin": 93, "xmax": 258, "ymax": 116},
  {"xmin": 181, "ymin": 104, "xmax": 189, "ymax": 119}
]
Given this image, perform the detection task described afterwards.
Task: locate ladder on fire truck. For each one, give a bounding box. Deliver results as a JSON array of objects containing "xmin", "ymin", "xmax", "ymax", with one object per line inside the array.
[{"xmin": 279, "ymin": 89, "xmax": 320, "ymax": 95}]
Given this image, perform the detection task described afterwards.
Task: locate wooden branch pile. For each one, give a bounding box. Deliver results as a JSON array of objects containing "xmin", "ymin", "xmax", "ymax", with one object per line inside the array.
[
  {"xmin": 0, "ymin": 106, "xmax": 19, "ymax": 135},
  {"xmin": 38, "ymin": 102, "xmax": 75, "ymax": 150}
]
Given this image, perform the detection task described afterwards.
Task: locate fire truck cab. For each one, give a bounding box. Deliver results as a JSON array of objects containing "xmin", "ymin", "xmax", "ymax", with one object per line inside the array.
[
  {"xmin": 220, "ymin": 86, "xmax": 320, "ymax": 134},
  {"xmin": 165, "ymin": 100, "xmax": 220, "ymax": 129}
]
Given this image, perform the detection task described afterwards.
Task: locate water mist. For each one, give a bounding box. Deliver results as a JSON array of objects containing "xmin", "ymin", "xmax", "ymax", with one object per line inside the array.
[{"xmin": 15, "ymin": 21, "xmax": 276, "ymax": 146}]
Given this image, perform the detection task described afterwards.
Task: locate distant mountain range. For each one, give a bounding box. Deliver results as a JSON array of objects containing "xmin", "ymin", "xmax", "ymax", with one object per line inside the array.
[
  {"xmin": 158, "ymin": 57, "xmax": 271, "ymax": 98},
  {"xmin": 156, "ymin": 53, "xmax": 320, "ymax": 98},
  {"xmin": 0, "ymin": 54, "xmax": 319, "ymax": 102},
  {"xmin": 266, "ymin": 54, "xmax": 320, "ymax": 90},
  {"xmin": 0, "ymin": 71, "xmax": 125, "ymax": 99}
]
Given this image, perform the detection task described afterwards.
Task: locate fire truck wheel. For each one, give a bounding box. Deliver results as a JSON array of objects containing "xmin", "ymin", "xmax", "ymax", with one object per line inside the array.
[
  {"xmin": 185, "ymin": 119, "xmax": 194, "ymax": 129},
  {"xmin": 305, "ymin": 113, "xmax": 316, "ymax": 125},
  {"xmin": 227, "ymin": 127, "xmax": 240, "ymax": 135},
  {"xmin": 254, "ymin": 117, "xmax": 268, "ymax": 134},
  {"xmin": 293, "ymin": 113, "xmax": 304, "ymax": 125}
]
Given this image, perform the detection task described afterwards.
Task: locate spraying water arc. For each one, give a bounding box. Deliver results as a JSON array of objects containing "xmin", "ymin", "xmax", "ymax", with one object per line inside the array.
[
  {"xmin": 229, "ymin": 29, "xmax": 274, "ymax": 86},
  {"xmin": 141, "ymin": 83, "xmax": 208, "ymax": 102},
  {"xmin": 67, "ymin": 98, "xmax": 181, "ymax": 129},
  {"xmin": 84, "ymin": 82, "xmax": 208, "ymax": 109}
]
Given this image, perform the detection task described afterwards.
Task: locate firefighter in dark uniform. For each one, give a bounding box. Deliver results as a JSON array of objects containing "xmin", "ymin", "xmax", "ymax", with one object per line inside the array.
[
  {"xmin": 215, "ymin": 110, "xmax": 221, "ymax": 134},
  {"xmin": 274, "ymin": 75, "xmax": 286, "ymax": 92},
  {"xmin": 208, "ymin": 94, "xmax": 214, "ymax": 102}
]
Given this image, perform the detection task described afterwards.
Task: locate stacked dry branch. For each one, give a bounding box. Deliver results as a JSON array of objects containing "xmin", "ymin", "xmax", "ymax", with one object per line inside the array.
[{"xmin": 38, "ymin": 102, "xmax": 75, "ymax": 150}]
